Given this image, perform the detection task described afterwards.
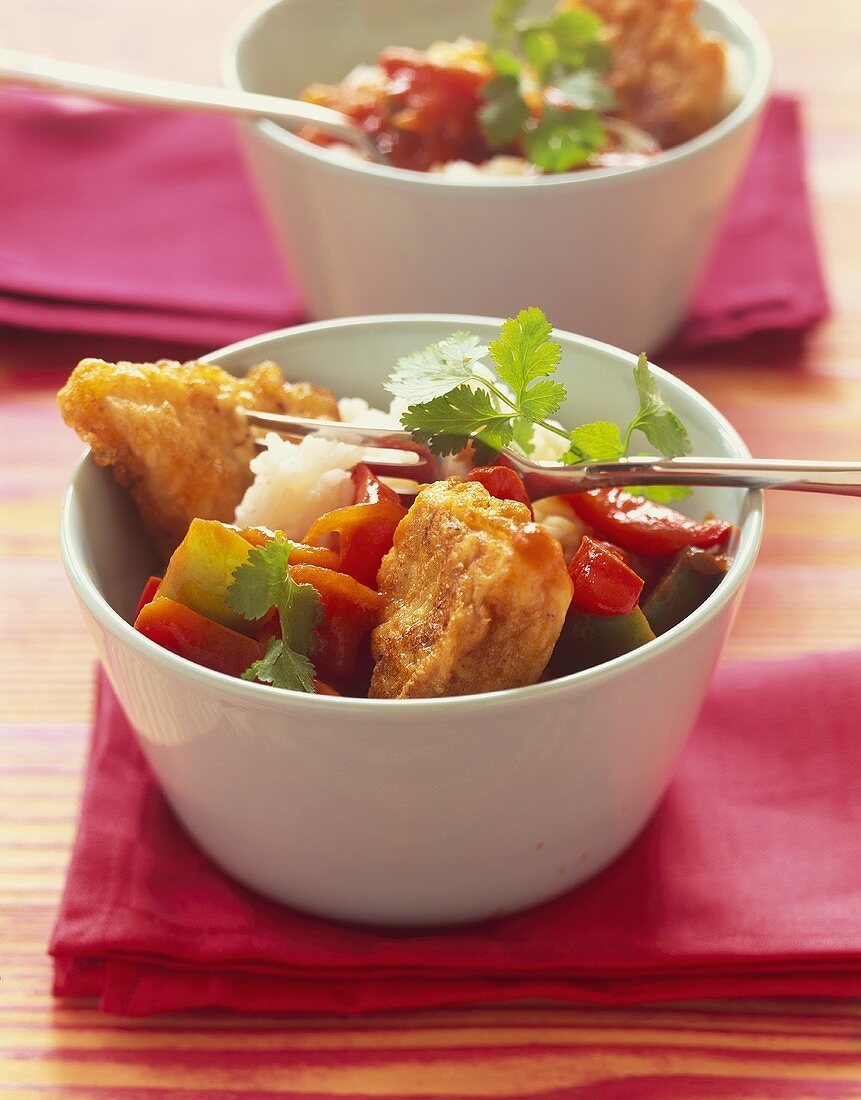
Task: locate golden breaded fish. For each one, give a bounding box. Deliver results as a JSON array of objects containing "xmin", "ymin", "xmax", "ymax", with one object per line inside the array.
[
  {"xmin": 579, "ymin": 0, "xmax": 727, "ymax": 148},
  {"xmin": 58, "ymin": 358, "xmax": 338, "ymax": 558},
  {"xmin": 369, "ymin": 479, "xmax": 573, "ymax": 699}
]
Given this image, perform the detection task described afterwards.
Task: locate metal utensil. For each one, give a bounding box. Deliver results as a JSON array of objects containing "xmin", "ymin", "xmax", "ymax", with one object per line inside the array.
[
  {"xmin": 0, "ymin": 47, "xmax": 384, "ymax": 162},
  {"xmin": 245, "ymin": 410, "xmax": 861, "ymax": 499}
]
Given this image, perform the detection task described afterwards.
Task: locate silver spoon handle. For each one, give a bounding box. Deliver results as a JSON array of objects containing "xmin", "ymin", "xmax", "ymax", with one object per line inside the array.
[
  {"xmin": 574, "ymin": 457, "xmax": 861, "ymax": 496},
  {"xmin": 0, "ymin": 47, "xmax": 382, "ymax": 160}
]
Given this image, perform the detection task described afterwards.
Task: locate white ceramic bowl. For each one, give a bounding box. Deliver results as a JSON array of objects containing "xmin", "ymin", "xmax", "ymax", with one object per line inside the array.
[
  {"xmin": 61, "ymin": 316, "xmax": 763, "ymax": 926},
  {"xmin": 223, "ymin": 0, "xmax": 770, "ymax": 353}
]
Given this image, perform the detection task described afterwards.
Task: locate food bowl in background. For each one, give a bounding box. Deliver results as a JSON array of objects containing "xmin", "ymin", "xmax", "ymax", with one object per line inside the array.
[
  {"xmin": 61, "ymin": 316, "xmax": 763, "ymax": 926},
  {"xmin": 223, "ymin": 0, "xmax": 771, "ymax": 353}
]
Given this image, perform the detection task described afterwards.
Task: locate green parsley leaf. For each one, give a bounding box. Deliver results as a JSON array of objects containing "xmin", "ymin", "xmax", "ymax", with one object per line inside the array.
[
  {"xmin": 525, "ymin": 105, "xmax": 606, "ymax": 172},
  {"xmin": 489, "ymin": 307, "xmax": 562, "ymax": 401},
  {"xmin": 226, "ymin": 539, "xmax": 322, "ymax": 694},
  {"xmin": 568, "ymin": 420, "xmax": 624, "ymax": 462},
  {"xmin": 384, "ymin": 332, "xmax": 489, "ymax": 403},
  {"xmin": 479, "ymin": 74, "xmax": 531, "ymax": 148},
  {"xmin": 627, "ymin": 354, "xmax": 692, "ymax": 459},
  {"xmin": 401, "ymin": 384, "xmax": 515, "ymax": 456}
]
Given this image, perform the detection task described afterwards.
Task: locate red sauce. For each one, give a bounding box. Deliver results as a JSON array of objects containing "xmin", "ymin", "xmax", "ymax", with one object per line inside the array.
[{"xmin": 302, "ymin": 47, "xmax": 506, "ymax": 172}]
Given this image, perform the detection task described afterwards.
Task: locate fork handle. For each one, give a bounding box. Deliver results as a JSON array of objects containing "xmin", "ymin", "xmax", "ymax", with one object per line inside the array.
[
  {"xmin": 0, "ymin": 47, "xmax": 382, "ymax": 160},
  {"xmin": 575, "ymin": 457, "xmax": 861, "ymax": 496}
]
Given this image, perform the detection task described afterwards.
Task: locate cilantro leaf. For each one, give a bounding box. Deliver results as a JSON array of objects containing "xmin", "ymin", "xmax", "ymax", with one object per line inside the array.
[
  {"xmin": 241, "ymin": 636, "xmax": 317, "ymax": 695},
  {"xmin": 388, "ymin": 315, "xmax": 695, "ymax": 490},
  {"xmin": 519, "ymin": 377, "xmax": 567, "ymax": 422},
  {"xmin": 401, "ymin": 384, "xmax": 515, "ymax": 455},
  {"xmin": 627, "ymin": 354, "xmax": 692, "ymax": 459},
  {"xmin": 479, "ymin": 74, "xmax": 531, "ymax": 148},
  {"xmin": 627, "ymin": 484, "xmax": 694, "ymax": 503},
  {"xmin": 568, "ymin": 420, "xmax": 624, "ymax": 462},
  {"xmin": 554, "ymin": 69, "xmax": 616, "ymax": 112},
  {"xmin": 226, "ymin": 539, "xmax": 322, "ymax": 694},
  {"xmin": 488, "ymin": 46, "xmax": 523, "ymax": 78},
  {"xmin": 521, "ymin": 26, "xmax": 560, "ymax": 84},
  {"xmin": 544, "ymin": 7, "xmax": 610, "ymax": 73},
  {"xmin": 226, "ymin": 538, "xmax": 292, "ymax": 621},
  {"xmin": 384, "ymin": 332, "xmax": 489, "ymax": 403},
  {"xmin": 489, "ymin": 307, "xmax": 562, "ymax": 401},
  {"xmin": 525, "ymin": 105, "xmax": 605, "ymax": 172},
  {"xmin": 491, "ymin": 0, "xmax": 531, "ymax": 37},
  {"xmin": 511, "ymin": 416, "xmax": 536, "ymax": 456}
]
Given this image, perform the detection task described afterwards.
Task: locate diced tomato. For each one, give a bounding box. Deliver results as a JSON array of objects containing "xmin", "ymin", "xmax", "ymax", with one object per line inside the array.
[
  {"xmin": 304, "ymin": 499, "xmax": 407, "ymax": 588},
  {"xmin": 565, "ymin": 488, "xmax": 733, "ymax": 558},
  {"xmin": 567, "ymin": 535, "xmax": 645, "ymax": 617},
  {"xmin": 134, "ymin": 575, "xmax": 163, "ymax": 619},
  {"xmin": 374, "ymin": 48, "xmax": 493, "ymax": 171},
  {"xmin": 352, "ymin": 463, "xmax": 402, "ymax": 507},
  {"xmin": 135, "ymin": 597, "xmax": 264, "ymax": 678},
  {"xmin": 467, "ymin": 465, "xmax": 533, "ymax": 515},
  {"xmin": 291, "ymin": 564, "xmax": 382, "ymax": 684}
]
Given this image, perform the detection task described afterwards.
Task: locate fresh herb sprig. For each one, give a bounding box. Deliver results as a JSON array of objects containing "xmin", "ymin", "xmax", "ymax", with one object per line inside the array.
[
  {"xmin": 479, "ymin": 0, "xmax": 614, "ymax": 172},
  {"xmin": 385, "ymin": 307, "xmax": 693, "ymax": 502},
  {"xmin": 226, "ymin": 539, "xmax": 322, "ymax": 693}
]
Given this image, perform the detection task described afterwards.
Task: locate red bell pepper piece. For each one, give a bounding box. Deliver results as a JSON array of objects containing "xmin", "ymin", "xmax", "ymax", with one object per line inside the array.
[
  {"xmin": 565, "ymin": 488, "xmax": 733, "ymax": 558},
  {"xmin": 568, "ymin": 536, "xmax": 644, "ymax": 617},
  {"xmin": 304, "ymin": 499, "xmax": 407, "ymax": 589},
  {"xmin": 135, "ymin": 597, "xmax": 264, "ymax": 679},
  {"xmin": 352, "ymin": 462, "xmax": 402, "ymax": 507},
  {"xmin": 466, "ymin": 465, "xmax": 533, "ymax": 515},
  {"xmin": 134, "ymin": 575, "xmax": 163, "ymax": 619},
  {"xmin": 312, "ymin": 679, "xmax": 342, "ymax": 697},
  {"xmin": 290, "ymin": 564, "xmax": 382, "ymax": 684}
]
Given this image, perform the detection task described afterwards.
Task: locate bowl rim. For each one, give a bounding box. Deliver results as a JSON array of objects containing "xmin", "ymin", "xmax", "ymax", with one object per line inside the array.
[
  {"xmin": 61, "ymin": 313, "xmax": 764, "ymax": 714},
  {"xmin": 221, "ymin": 0, "xmax": 772, "ymax": 191}
]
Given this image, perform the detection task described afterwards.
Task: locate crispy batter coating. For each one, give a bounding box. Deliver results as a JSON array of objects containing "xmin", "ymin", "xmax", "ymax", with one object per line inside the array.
[
  {"xmin": 58, "ymin": 358, "xmax": 338, "ymax": 558},
  {"xmin": 369, "ymin": 480, "xmax": 573, "ymax": 699},
  {"xmin": 578, "ymin": 0, "xmax": 727, "ymax": 148}
]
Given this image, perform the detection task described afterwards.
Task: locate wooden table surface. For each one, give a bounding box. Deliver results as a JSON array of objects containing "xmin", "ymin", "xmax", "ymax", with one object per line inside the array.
[{"xmin": 2, "ymin": 0, "xmax": 861, "ymax": 1095}]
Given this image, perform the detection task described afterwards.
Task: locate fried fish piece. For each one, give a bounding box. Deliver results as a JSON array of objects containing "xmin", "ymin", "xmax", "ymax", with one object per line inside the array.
[
  {"xmin": 369, "ymin": 479, "xmax": 573, "ymax": 699},
  {"xmin": 58, "ymin": 358, "xmax": 338, "ymax": 558},
  {"xmin": 578, "ymin": 0, "xmax": 727, "ymax": 148}
]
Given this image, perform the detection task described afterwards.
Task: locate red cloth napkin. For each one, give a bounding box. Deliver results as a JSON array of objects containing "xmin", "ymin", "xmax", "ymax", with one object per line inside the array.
[
  {"xmin": 1, "ymin": 90, "xmax": 828, "ymax": 351},
  {"xmin": 51, "ymin": 649, "xmax": 861, "ymax": 1016}
]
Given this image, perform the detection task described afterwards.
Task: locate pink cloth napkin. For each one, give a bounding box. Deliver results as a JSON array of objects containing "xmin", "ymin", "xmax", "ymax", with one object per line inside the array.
[
  {"xmin": 52, "ymin": 649, "xmax": 861, "ymax": 1017},
  {"xmin": 1, "ymin": 90, "xmax": 828, "ymax": 350}
]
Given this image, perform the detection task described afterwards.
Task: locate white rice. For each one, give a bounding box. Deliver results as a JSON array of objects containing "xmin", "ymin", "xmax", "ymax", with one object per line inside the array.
[
  {"xmin": 432, "ymin": 156, "xmax": 537, "ymax": 179},
  {"xmin": 234, "ymin": 433, "xmax": 363, "ymax": 540}
]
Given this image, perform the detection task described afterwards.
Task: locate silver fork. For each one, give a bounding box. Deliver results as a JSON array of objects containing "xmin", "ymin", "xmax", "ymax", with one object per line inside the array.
[{"xmin": 245, "ymin": 411, "xmax": 861, "ymax": 499}]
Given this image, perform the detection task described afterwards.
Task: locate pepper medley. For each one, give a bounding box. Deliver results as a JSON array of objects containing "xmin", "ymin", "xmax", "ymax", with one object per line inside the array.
[
  {"xmin": 57, "ymin": 308, "xmax": 735, "ymax": 700},
  {"xmin": 298, "ymin": 0, "xmax": 731, "ymax": 174},
  {"xmin": 132, "ymin": 464, "xmax": 732, "ymax": 698}
]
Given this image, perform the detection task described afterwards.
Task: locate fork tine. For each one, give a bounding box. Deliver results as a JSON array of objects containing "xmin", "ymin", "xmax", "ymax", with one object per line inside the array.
[
  {"xmin": 252, "ymin": 435, "xmax": 423, "ymax": 469},
  {"xmin": 247, "ymin": 408, "xmax": 441, "ymax": 483},
  {"xmin": 244, "ymin": 409, "xmax": 413, "ymax": 446}
]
